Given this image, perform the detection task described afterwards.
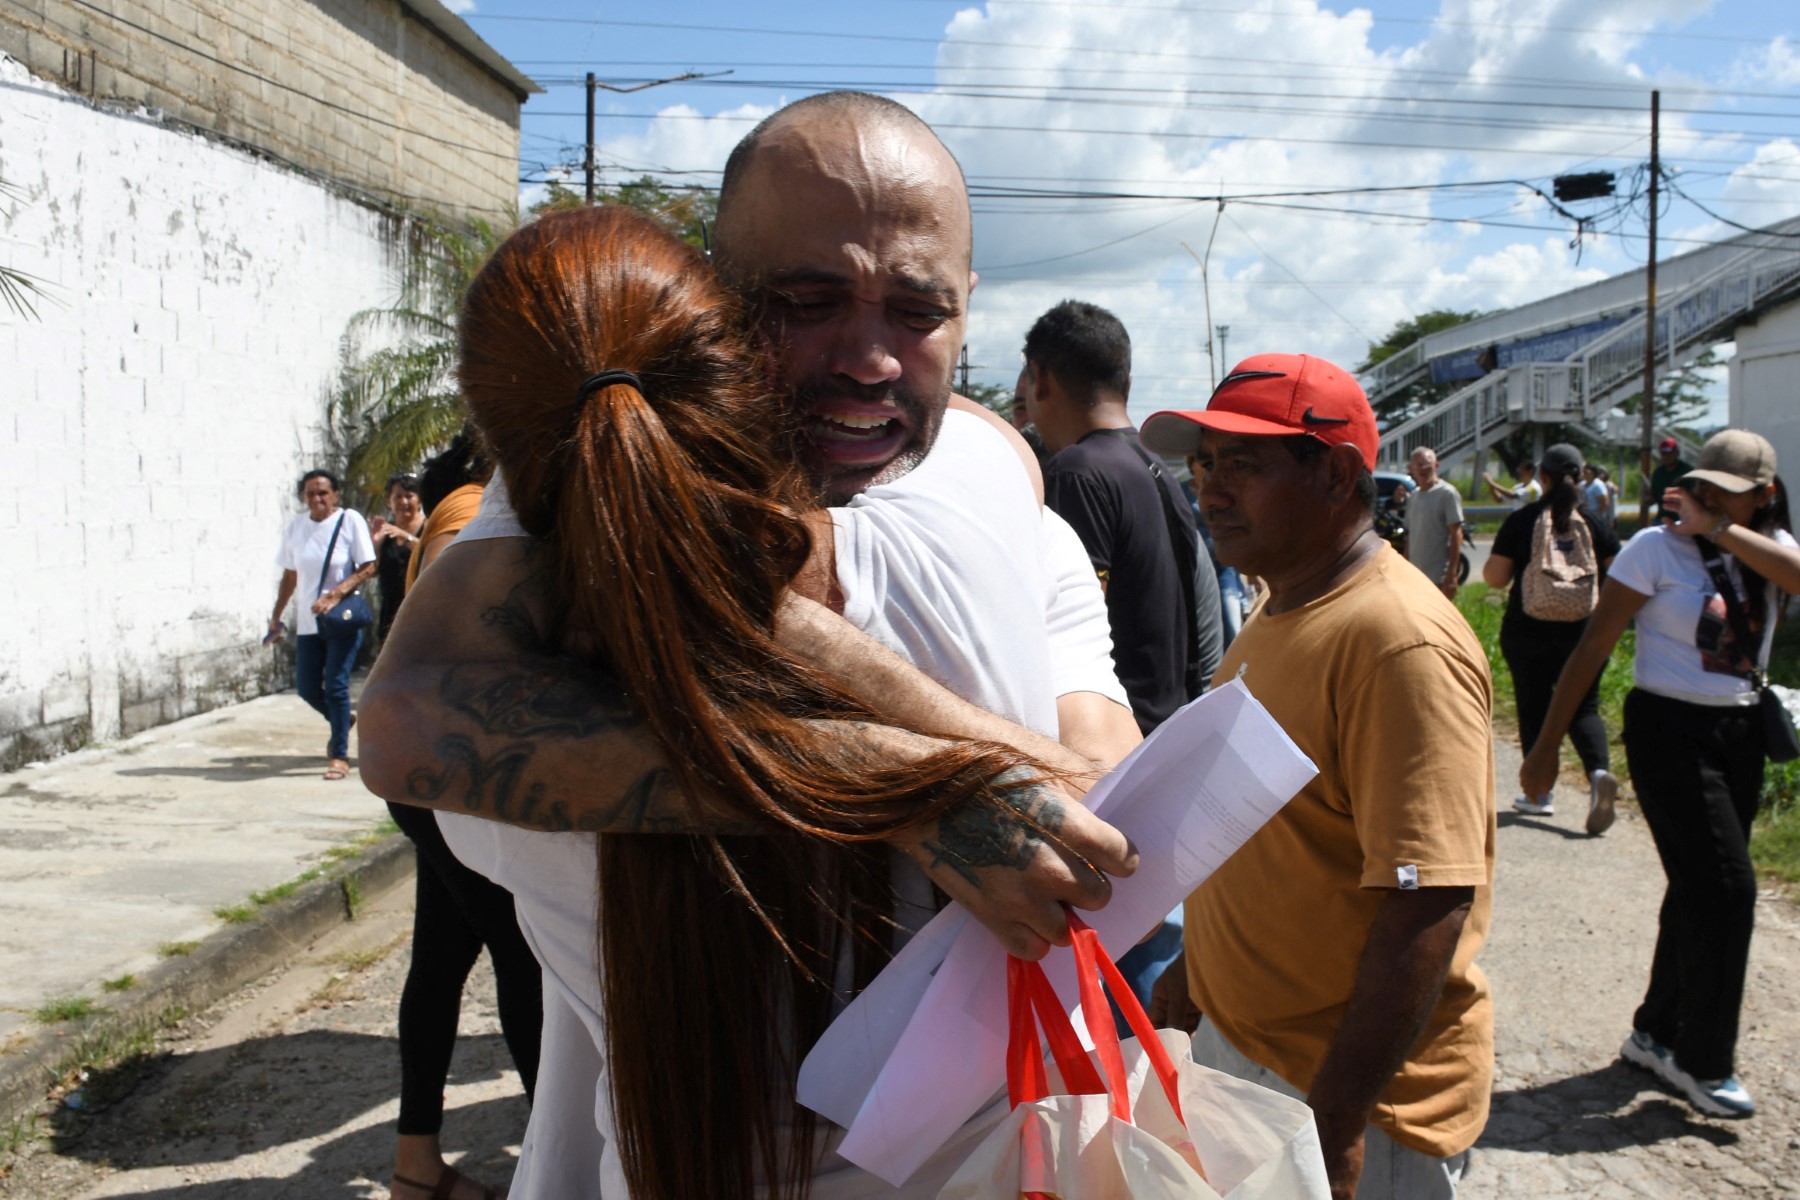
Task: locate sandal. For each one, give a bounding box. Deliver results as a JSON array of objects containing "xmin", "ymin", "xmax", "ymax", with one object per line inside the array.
[
  {"xmin": 393, "ymin": 1166, "xmax": 504, "ymax": 1200},
  {"xmin": 323, "ymin": 759, "xmax": 351, "ymax": 781}
]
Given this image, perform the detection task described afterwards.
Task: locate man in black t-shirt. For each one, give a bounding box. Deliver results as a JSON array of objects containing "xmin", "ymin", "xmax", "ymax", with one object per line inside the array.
[{"xmin": 1021, "ymin": 300, "xmax": 1222, "ymax": 736}]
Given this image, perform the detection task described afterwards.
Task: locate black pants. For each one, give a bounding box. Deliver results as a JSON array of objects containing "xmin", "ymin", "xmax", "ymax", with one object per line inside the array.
[
  {"xmin": 387, "ymin": 801, "xmax": 544, "ymax": 1135},
  {"xmin": 1501, "ymin": 624, "xmax": 1610, "ymax": 778},
  {"xmin": 1622, "ymin": 689, "xmax": 1763, "ymax": 1081}
]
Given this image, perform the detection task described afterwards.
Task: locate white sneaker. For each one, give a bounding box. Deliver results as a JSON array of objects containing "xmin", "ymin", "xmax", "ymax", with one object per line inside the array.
[
  {"xmin": 1512, "ymin": 793, "xmax": 1555, "ymax": 816},
  {"xmin": 1587, "ymin": 770, "xmax": 1619, "ymax": 835},
  {"xmin": 1666, "ymin": 1061, "xmax": 1757, "ymax": 1119},
  {"xmin": 1621, "ymin": 1030, "xmax": 1675, "ymax": 1081}
]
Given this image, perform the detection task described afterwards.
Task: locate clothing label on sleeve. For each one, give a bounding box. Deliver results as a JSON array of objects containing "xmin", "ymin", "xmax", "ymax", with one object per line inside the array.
[{"xmin": 1397, "ymin": 864, "xmax": 1419, "ymax": 890}]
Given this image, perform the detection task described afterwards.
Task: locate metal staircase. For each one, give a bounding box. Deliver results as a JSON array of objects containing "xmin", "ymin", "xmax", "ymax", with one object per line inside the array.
[{"xmin": 1372, "ymin": 236, "xmax": 1800, "ymax": 469}]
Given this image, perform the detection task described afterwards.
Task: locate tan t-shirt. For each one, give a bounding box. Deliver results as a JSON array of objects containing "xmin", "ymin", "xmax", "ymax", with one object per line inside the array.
[{"xmin": 1185, "ymin": 542, "xmax": 1496, "ymax": 1158}]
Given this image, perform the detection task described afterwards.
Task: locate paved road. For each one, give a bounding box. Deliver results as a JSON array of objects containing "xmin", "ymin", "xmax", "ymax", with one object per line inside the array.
[{"xmin": 3, "ymin": 741, "xmax": 1797, "ymax": 1197}]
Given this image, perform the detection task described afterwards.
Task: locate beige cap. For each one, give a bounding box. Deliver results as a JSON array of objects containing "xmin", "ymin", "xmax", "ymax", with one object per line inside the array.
[{"xmin": 1685, "ymin": 429, "xmax": 1778, "ymax": 493}]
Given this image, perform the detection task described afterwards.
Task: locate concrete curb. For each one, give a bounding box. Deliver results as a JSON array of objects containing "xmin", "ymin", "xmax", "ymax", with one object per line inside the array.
[{"xmin": 0, "ymin": 833, "xmax": 415, "ymax": 1126}]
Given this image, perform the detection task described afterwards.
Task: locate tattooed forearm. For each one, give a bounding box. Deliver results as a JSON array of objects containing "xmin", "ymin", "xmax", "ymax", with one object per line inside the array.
[
  {"xmin": 441, "ymin": 660, "xmax": 638, "ymax": 739},
  {"xmin": 406, "ymin": 735, "xmax": 759, "ymax": 835},
  {"xmin": 406, "ymin": 734, "xmax": 578, "ymax": 831},
  {"xmin": 920, "ymin": 778, "xmax": 1068, "ymax": 888}
]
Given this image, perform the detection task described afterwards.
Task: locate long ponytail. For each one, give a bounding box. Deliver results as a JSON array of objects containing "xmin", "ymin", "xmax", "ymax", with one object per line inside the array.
[
  {"xmin": 458, "ymin": 206, "xmax": 1044, "ymax": 1200},
  {"xmin": 1540, "ymin": 448, "xmax": 1584, "ymax": 535}
]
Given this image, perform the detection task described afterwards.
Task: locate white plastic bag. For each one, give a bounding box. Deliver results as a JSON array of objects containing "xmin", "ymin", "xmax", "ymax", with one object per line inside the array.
[{"xmin": 937, "ymin": 915, "xmax": 1328, "ymax": 1200}]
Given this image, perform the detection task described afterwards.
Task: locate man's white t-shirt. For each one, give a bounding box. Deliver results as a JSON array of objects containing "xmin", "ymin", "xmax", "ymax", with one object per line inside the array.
[
  {"xmin": 439, "ymin": 409, "xmax": 1125, "ymax": 1198},
  {"xmin": 1608, "ymin": 523, "xmax": 1798, "ymax": 706},
  {"xmin": 275, "ymin": 509, "xmax": 376, "ymax": 637}
]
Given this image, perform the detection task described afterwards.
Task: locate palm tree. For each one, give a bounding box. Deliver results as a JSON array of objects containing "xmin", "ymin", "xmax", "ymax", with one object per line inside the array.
[
  {"xmin": 1, "ymin": 178, "xmax": 52, "ymax": 319},
  {"xmin": 327, "ymin": 180, "xmax": 718, "ymax": 507},
  {"xmin": 326, "ymin": 217, "xmax": 508, "ymax": 506}
]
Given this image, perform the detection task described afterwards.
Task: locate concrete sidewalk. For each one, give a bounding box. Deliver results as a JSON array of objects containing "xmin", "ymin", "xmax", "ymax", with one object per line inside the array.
[{"xmin": 0, "ymin": 685, "xmax": 401, "ymax": 1055}]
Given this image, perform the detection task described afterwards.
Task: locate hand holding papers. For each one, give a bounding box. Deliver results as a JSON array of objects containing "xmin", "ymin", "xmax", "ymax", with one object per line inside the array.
[{"xmin": 797, "ymin": 678, "xmax": 1317, "ymax": 1186}]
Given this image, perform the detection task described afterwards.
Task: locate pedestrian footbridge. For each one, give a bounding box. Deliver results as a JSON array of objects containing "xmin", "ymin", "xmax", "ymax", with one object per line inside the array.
[{"xmin": 1363, "ymin": 215, "xmax": 1800, "ymax": 468}]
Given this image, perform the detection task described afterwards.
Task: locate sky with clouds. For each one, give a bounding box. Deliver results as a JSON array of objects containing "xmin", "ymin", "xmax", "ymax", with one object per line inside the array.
[{"xmin": 457, "ymin": 0, "xmax": 1797, "ymax": 421}]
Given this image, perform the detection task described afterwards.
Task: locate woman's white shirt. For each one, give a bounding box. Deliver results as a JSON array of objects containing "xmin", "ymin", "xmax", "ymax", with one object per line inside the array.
[
  {"xmin": 1608, "ymin": 522, "xmax": 1799, "ymax": 705},
  {"xmin": 275, "ymin": 509, "xmax": 376, "ymax": 637}
]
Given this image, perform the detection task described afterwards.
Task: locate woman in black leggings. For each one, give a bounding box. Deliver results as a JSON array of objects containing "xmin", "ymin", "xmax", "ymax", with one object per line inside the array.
[
  {"xmin": 1483, "ymin": 444, "xmax": 1621, "ymax": 832},
  {"xmin": 386, "ymin": 801, "xmax": 541, "ymax": 1199}
]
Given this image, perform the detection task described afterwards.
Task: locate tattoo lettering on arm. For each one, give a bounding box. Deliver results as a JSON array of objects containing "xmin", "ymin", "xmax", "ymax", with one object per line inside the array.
[
  {"xmin": 442, "ymin": 661, "xmax": 638, "ymax": 739},
  {"xmin": 406, "ymin": 734, "xmax": 760, "ymax": 836},
  {"xmin": 406, "ymin": 734, "xmax": 576, "ymax": 832},
  {"xmin": 921, "ymin": 780, "xmax": 1068, "ymax": 889}
]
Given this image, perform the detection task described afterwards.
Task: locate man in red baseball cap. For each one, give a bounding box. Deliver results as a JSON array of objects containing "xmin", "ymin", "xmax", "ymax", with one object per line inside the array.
[{"xmin": 1145, "ymin": 353, "xmax": 1497, "ymax": 1200}]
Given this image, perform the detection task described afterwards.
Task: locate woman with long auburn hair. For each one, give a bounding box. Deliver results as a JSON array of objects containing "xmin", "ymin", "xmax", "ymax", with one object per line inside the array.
[{"xmin": 448, "ymin": 205, "xmax": 1107, "ymax": 1198}]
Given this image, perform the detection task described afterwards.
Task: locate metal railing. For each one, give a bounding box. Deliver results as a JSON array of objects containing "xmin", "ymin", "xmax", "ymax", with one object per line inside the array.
[
  {"xmin": 1571, "ymin": 240, "xmax": 1800, "ymax": 419},
  {"xmin": 1355, "ymin": 340, "xmax": 1427, "ymax": 403},
  {"xmin": 1373, "ymin": 238, "xmax": 1800, "ymax": 467}
]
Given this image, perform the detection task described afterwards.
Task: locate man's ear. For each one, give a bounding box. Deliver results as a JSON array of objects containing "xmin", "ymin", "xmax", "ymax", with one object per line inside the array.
[{"xmin": 1324, "ymin": 443, "xmax": 1367, "ymax": 508}]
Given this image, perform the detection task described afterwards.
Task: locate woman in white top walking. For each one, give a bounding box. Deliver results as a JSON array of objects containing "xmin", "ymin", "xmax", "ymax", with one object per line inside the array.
[
  {"xmin": 1521, "ymin": 429, "xmax": 1800, "ymax": 1120},
  {"xmin": 268, "ymin": 470, "xmax": 377, "ymax": 779}
]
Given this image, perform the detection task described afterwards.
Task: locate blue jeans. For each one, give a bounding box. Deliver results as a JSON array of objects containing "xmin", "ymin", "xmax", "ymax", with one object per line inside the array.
[
  {"xmin": 1217, "ymin": 567, "xmax": 1246, "ymax": 648},
  {"xmin": 1109, "ymin": 907, "xmax": 1185, "ymax": 1037},
  {"xmin": 294, "ymin": 632, "xmax": 360, "ymax": 759}
]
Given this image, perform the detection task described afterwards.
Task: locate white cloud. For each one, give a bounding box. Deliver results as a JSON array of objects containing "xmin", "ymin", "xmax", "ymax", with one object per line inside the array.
[
  {"xmin": 600, "ymin": 0, "xmax": 1792, "ymax": 419},
  {"xmin": 1731, "ymin": 35, "xmax": 1800, "ymax": 88},
  {"xmin": 442, "ymin": 0, "xmax": 476, "ymax": 14}
]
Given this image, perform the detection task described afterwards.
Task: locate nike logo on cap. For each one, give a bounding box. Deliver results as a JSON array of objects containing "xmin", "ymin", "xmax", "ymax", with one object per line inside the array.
[
  {"xmin": 1301, "ymin": 407, "xmax": 1350, "ymax": 426},
  {"xmin": 1214, "ymin": 369, "xmax": 1286, "ymax": 394}
]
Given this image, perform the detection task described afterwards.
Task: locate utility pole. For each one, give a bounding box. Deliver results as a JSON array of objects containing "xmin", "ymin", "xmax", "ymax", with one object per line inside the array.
[
  {"xmin": 1182, "ymin": 201, "xmax": 1226, "ymax": 390},
  {"xmin": 958, "ymin": 343, "xmax": 970, "ymax": 394},
  {"xmin": 1216, "ymin": 324, "xmax": 1231, "ymax": 373},
  {"xmin": 1637, "ymin": 89, "xmax": 1660, "ymax": 526},
  {"xmin": 584, "ymin": 72, "xmax": 598, "ymax": 203}
]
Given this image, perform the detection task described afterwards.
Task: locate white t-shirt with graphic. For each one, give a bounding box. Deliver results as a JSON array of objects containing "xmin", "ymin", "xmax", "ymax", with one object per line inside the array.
[
  {"xmin": 1608, "ymin": 523, "xmax": 1798, "ymax": 705},
  {"xmin": 275, "ymin": 509, "xmax": 376, "ymax": 637}
]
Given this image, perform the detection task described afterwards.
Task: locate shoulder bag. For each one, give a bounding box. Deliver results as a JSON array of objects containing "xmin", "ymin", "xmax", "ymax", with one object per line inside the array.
[
  {"xmin": 1120, "ymin": 437, "xmax": 1210, "ymax": 700},
  {"xmin": 315, "ymin": 514, "xmax": 373, "ymax": 641},
  {"xmin": 1694, "ymin": 536, "xmax": 1800, "ymax": 763}
]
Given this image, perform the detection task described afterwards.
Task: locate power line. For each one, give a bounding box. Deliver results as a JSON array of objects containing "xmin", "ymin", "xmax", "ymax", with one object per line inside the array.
[
  {"xmin": 508, "ymin": 58, "xmax": 1800, "ymax": 104},
  {"xmin": 881, "ymin": 0, "xmax": 1791, "ymax": 48},
  {"xmin": 545, "ymin": 108, "xmax": 1780, "ymax": 168},
  {"xmin": 1663, "ymin": 178, "xmax": 1800, "ymax": 239},
  {"xmin": 972, "ymin": 205, "xmax": 1200, "ymax": 271},
  {"xmin": 533, "ymin": 73, "xmax": 1800, "ymax": 128},
  {"xmin": 1222, "ymin": 211, "xmax": 1377, "ymax": 340}
]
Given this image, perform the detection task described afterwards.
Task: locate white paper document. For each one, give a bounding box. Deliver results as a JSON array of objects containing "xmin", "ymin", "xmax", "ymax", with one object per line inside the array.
[{"xmin": 797, "ymin": 678, "xmax": 1319, "ymax": 1186}]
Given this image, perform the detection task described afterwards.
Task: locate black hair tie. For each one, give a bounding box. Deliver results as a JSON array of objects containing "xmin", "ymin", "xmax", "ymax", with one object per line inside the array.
[{"xmin": 576, "ymin": 369, "xmax": 643, "ymax": 405}]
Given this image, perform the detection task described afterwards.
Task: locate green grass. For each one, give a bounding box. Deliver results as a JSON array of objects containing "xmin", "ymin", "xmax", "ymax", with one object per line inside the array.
[
  {"xmin": 250, "ymin": 866, "xmax": 323, "ymax": 907},
  {"xmin": 1457, "ymin": 582, "xmax": 1800, "ymax": 889},
  {"xmin": 212, "ymin": 903, "xmax": 257, "ymax": 925},
  {"xmin": 156, "ymin": 941, "xmax": 199, "ymax": 958},
  {"xmin": 340, "ymin": 876, "xmax": 364, "ymax": 920},
  {"xmin": 34, "ymin": 996, "xmax": 101, "ymax": 1024},
  {"xmin": 100, "ymin": 974, "xmax": 135, "ymax": 994}
]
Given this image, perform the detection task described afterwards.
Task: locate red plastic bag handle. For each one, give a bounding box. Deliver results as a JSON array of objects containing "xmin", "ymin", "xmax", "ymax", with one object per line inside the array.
[
  {"xmin": 1003, "ymin": 911, "xmax": 1185, "ymax": 1127},
  {"xmin": 1007, "ymin": 954, "xmax": 1105, "ymax": 1107},
  {"xmin": 1068, "ymin": 912, "xmax": 1185, "ymax": 1125}
]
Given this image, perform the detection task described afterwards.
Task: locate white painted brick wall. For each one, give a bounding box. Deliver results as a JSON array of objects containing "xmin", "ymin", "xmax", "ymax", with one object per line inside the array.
[{"xmin": 0, "ymin": 59, "xmax": 403, "ymax": 766}]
